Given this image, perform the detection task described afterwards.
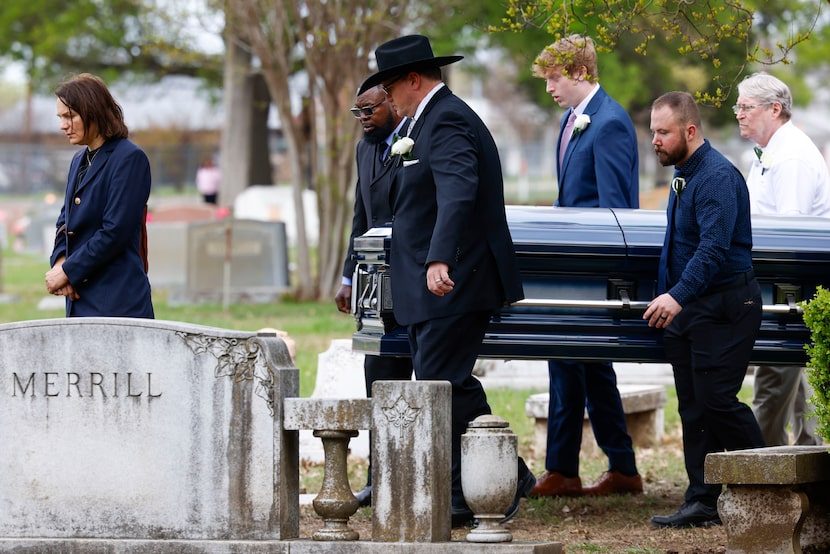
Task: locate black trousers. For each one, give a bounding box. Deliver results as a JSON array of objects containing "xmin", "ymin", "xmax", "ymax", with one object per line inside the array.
[
  {"xmin": 663, "ymin": 276, "xmax": 765, "ymax": 507},
  {"xmin": 408, "ymin": 310, "xmax": 493, "ymax": 510}
]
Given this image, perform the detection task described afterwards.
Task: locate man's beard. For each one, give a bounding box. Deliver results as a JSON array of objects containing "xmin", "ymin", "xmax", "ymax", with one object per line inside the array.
[
  {"xmin": 363, "ymin": 115, "xmax": 395, "ymax": 145},
  {"xmin": 655, "ymin": 136, "xmax": 688, "ymax": 167}
]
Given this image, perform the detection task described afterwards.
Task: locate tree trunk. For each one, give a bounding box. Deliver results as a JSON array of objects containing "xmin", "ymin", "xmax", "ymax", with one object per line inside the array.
[
  {"xmin": 219, "ymin": 34, "xmax": 254, "ymax": 209},
  {"xmin": 248, "ymin": 74, "xmax": 273, "ymax": 187}
]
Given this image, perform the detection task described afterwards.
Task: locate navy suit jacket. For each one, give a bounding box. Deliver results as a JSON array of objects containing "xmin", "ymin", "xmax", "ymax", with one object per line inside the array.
[
  {"xmin": 342, "ymin": 118, "xmax": 408, "ymax": 281},
  {"xmin": 50, "ymin": 138, "xmax": 154, "ymax": 317},
  {"xmin": 556, "ymin": 86, "xmax": 639, "ymax": 209},
  {"xmin": 388, "ymin": 86, "xmax": 523, "ymax": 327}
]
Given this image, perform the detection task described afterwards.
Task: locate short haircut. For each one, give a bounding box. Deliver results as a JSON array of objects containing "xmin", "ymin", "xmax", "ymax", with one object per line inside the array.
[
  {"xmin": 737, "ymin": 72, "xmax": 792, "ymax": 121},
  {"xmin": 55, "ymin": 73, "xmax": 129, "ymax": 140},
  {"xmin": 652, "ymin": 91, "xmax": 702, "ymax": 130},
  {"xmin": 532, "ymin": 35, "xmax": 598, "ymax": 81},
  {"xmin": 414, "ymin": 65, "xmax": 442, "ymax": 81}
]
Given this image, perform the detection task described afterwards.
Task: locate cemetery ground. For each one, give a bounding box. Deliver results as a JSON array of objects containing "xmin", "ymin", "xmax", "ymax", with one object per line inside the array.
[{"xmin": 1, "ymin": 248, "xmax": 737, "ymax": 552}]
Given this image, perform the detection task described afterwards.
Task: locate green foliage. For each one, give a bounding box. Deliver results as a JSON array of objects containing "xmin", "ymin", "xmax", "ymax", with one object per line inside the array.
[
  {"xmin": 0, "ymin": 0, "xmax": 222, "ymax": 93},
  {"xmin": 802, "ymin": 286, "xmax": 830, "ymax": 443},
  {"xmin": 495, "ymin": 0, "xmax": 825, "ymax": 116}
]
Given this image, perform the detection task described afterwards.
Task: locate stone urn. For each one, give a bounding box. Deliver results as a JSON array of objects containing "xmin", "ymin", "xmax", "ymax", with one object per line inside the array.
[{"xmin": 461, "ymin": 414, "xmax": 517, "ymax": 543}]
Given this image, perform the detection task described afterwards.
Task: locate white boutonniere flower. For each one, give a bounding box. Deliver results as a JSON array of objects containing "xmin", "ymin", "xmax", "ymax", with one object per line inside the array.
[
  {"xmin": 754, "ymin": 146, "xmax": 772, "ymax": 175},
  {"xmin": 573, "ymin": 114, "xmax": 591, "ymax": 134},
  {"xmin": 671, "ymin": 177, "xmax": 686, "ymax": 196},
  {"xmin": 760, "ymin": 151, "xmax": 773, "ymax": 175},
  {"xmin": 390, "ymin": 136, "xmax": 415, "ymax": 162}
]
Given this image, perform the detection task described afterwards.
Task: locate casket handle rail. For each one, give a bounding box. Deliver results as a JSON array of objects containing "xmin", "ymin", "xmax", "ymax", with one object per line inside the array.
[{"xmin": 513, "ymin": 299, "xmax": 801, "ymax": 315}]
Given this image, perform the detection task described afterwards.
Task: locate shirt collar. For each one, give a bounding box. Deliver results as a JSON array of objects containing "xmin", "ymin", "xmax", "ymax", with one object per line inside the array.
[
  {"xmin": 675, "ymin": 139, "xmax": 712, "ymax": 178},
  {"xmin": 759, "ymin": 120, "xmax": 792, "ymax": 153},
  {"xmin": 385, "ymin": 117, "xmax": 409, "ymax": 147},
  {"xmin": 412, "ymin": 82, "xmax": 445, "ymax": 123},
  {"xmin": 573, "ymin": 83, "xmax": 600, "ymax": 116}
]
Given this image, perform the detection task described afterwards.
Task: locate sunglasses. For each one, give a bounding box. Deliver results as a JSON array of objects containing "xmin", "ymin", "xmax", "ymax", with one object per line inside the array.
[{"xmin": 350, "ymin": 98, "xmax": 387, "ymax": 119}]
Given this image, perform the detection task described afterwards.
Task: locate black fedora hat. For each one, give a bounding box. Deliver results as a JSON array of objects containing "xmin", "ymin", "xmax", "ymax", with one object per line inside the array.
[{"xmin": 360, "ymin": 35, "xmax": 463, "ymax": 92}]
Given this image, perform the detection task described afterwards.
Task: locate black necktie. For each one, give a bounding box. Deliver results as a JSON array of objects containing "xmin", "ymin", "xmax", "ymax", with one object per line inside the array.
[{"xmin": 373, "ymin": 142, "xmax": 385, "ymax": 178}]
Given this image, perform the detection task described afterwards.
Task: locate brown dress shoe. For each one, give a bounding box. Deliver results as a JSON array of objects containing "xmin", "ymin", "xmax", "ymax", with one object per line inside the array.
[
  {"xmin": 582, "ymin": 470, "xmax": 643, "ymax": 496},
  {"xmin": 529, "ymin": 471, "xmax": 583, "ymax": 497}
]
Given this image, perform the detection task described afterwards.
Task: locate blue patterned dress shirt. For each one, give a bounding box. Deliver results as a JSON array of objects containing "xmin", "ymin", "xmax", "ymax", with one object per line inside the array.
[{"xmin": 660, "ymin": 139, "xmax": 754, "ymax": 306}]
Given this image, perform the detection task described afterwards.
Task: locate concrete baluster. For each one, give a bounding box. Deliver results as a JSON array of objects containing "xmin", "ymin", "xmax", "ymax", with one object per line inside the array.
[{"xmin": 311, "ymin": 429, "xmax": 361, "ymax": 541}]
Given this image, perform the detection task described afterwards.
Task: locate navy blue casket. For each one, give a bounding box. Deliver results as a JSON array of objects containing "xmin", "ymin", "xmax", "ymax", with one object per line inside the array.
[{"xmin": 350, "ymin": 206, "xmax": 830, "ymax": 366}]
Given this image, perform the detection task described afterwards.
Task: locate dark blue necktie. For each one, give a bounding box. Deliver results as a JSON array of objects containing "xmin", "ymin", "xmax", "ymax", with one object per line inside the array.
[
  {"xmin": 657, "ymin": 171, "xmax": 680, "ymax": 293},
  {"xmin": 373, "ymin": 142, "xmax": 385, "ymax": 178}
]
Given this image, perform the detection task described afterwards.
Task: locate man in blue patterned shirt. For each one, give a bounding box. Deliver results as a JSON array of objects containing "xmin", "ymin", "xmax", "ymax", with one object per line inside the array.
[{"xmin": 644, "ymin": 91, "xmax": 765, "ymax": 529}]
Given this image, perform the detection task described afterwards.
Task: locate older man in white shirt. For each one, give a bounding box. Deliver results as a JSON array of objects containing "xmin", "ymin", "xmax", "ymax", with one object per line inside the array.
[{"xmin": 736, "ymin": 71, "xmax": 830, "ymax": 446}]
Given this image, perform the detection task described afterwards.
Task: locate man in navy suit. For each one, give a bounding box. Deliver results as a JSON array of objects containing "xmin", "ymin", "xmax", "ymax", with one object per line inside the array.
[
  {"xmin": 360, "ymin": 34, "xmax": 535, "ymax": 528},
  {"xmin": 529, "ymin": 35, "xmax": 642, "ymax": 498},
  {"xmin": 336, "ymin": 82, "xmax": 413, "ymax": 507}
]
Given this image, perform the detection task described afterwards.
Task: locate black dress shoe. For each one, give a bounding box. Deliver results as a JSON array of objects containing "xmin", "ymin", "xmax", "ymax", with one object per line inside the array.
[
  {"xmin": 651, "ymin": 501, "xmax": 722, "ymax": 529},
  {"xmin": 501, "ymin": 457, "xmax": 537, "ymax": 524},
  {"xmin": 354, "ymin": 485, "xmax": 372, "ymax": 508}
]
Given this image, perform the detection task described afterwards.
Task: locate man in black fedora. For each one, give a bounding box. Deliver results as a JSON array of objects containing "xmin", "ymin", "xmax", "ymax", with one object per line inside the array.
[{"xmin": 362, "ymin": 34, "xmax": 535, "ymax": 528}]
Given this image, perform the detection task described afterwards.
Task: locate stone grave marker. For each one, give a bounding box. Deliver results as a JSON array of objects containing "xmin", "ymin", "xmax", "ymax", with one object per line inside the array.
[
  {"xmin": 234, "ymin": 185, "xmax": 319, "ymax": 247},
  {"xmin": 146, "ymin": 204, "xmax": 217, "ymax": 288},
  {"xmin": 0, "ymin": 317, "xmax": 299, "ymax": 549},
  {"xmin": 185, "ymin": 218, "xmax": 289, "ymax": 303}
]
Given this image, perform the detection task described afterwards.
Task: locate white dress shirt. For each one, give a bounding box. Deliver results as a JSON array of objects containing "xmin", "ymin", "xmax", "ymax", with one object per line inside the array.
[{"xmin": 746, "ymin": 120, "xmax": 830, "ymax": 217}]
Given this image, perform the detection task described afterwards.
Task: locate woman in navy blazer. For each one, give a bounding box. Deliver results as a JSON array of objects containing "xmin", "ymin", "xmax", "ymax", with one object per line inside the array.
[{"xmin": 46, "ymin": 73, "xmax": 153, "ymax": 318}]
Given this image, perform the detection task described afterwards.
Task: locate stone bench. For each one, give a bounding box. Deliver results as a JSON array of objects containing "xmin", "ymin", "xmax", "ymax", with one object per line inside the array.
[
  {"xmin": 525, "ymin": 384, "xmax": 667, "ymax": 455},
  {"xmin": 704, "ymin": 446, "xmax": 830, "ymax": 554}
]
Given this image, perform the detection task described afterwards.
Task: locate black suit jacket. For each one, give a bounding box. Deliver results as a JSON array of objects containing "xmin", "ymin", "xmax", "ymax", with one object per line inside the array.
[
  {"xmin": 388, "ymin": 86, "xmax": 523, "ymax": 326},
  {"xmin": 341, "ymin": 119, "xmax": 408, "ymax": 281}
]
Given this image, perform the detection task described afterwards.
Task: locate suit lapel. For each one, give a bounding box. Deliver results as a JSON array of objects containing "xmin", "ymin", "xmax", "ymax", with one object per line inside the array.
[
  {"xmin": 406, "ymin": 88, "xmax": 450, "ymax": 143},
  {"xmin": 74, "ymin": 141, "xmax": 115, "ymax": 196},
  {"xmin": 559, "ymin": 87, "xmax": 607, "ymax": 185}
]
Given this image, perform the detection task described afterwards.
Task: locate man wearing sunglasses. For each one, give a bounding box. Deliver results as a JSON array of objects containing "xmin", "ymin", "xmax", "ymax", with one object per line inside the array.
[{"xmin": 336, "ymin": 82, "xmax": 413, "ymax": 507}]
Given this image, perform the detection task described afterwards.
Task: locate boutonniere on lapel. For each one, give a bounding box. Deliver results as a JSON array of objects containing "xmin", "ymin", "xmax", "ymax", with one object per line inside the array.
[
  {"xmin": 573, "ymin": 114, "xmax": 591, "ymax": 135},
  {"xmin": 671, "ymin": 177, "xmax": 686, "ymax": 196},
  {"xmin": 388, "ymin": 135, "xmax": 415, "ymax": 166},
  {"xmin": 754, "ymin": 146, "xmax": 772, "ymax": 175}
]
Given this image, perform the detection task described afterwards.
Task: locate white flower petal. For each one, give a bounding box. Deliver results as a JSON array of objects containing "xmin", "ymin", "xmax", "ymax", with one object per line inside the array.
[
  {"xmin": 391, "ymin": 137, "xmax": 415, "ymax": 156},
  {"xmin": 574, "ymin": 114, "xmax": 591, "ymax": 131}
]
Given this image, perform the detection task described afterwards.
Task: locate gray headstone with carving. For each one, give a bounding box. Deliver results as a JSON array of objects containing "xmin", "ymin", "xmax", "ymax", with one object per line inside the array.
[
  {"xmin": 371, "ymin": 380, "xmax": 452, "ymax": 542},
  {"xmin": 0, "ymin": 318, "xmax": 299, "ymax": 548}
]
